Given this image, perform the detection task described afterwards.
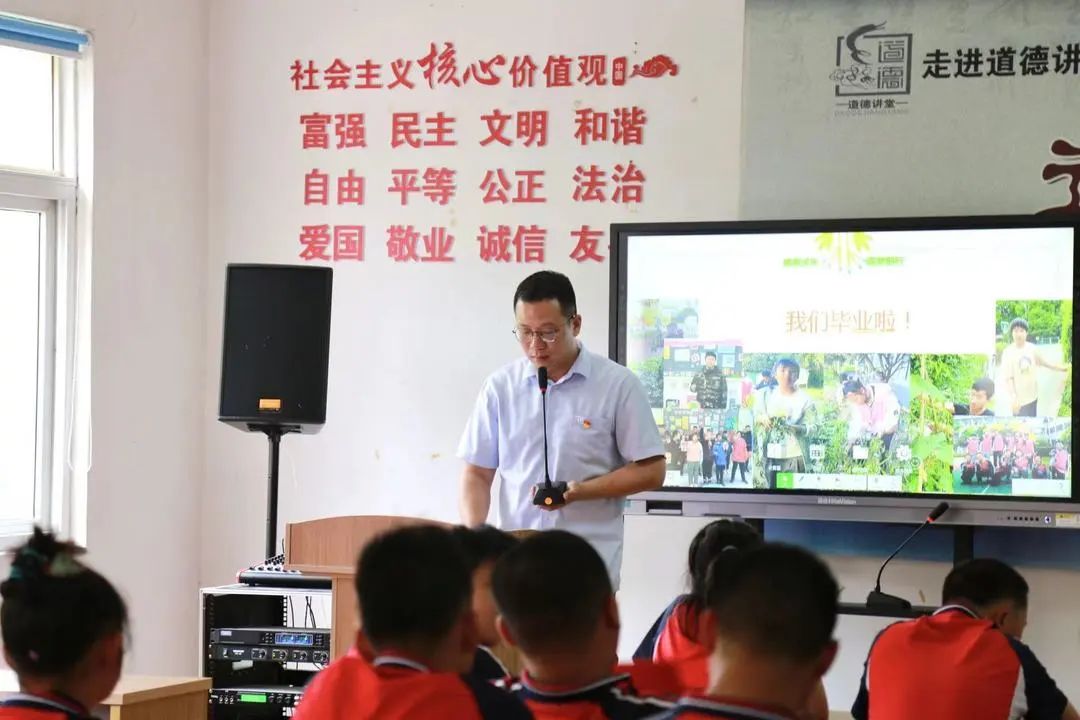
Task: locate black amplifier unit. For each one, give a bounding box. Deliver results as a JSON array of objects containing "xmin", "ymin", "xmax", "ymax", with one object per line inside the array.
[
  {"xmin": 211, "ymin": 643, "xmax": 329, "ymax": 664},
  {"xmin": 209, "ymin": 686, "xmax": 303, "ymax": 708},
  {"xmin": 210, "ymin": 627, "xmax": 330, "ymax": 649}
]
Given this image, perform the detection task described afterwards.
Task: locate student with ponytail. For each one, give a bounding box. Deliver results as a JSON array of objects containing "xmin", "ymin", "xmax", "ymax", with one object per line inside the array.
[
  {"xmin": 633, "ymin": 520, "xmax": 829, "ymax": 719},
  {"xmin": 633, "ymin": 519, "xmax": 762, "ymax": 689},
  {"xmin": 0, "ymin": 527, "xmax": 127, "ymax": 720},
  {"xmin": 656, "ymin": 545, "xmax": 838, "ymax": 720}
]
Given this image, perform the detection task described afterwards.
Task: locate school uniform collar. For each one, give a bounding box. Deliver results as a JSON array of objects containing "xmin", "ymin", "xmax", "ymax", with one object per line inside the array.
[
  {"xmin": 1, "ymin": 692, "xmax": 93, "ymax": 718},
  {"xmin": 517, "ymin": 670, "xmax": 630, "ymax": 701},
  {"xmin": 933, "ymin": 604, "xmax": 980, "ymax": 619},
  {"xmin": 372, "ymin": 655, "xmax": 430, "ymax": 673},
  {"xmin": 671, "ymin": 695, "xmax": 798, "ymax": 719}
]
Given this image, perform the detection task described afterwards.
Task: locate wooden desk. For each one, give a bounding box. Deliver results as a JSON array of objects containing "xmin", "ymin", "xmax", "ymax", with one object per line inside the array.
[
  {"xmin": 0, "ymin": 671, "xmax": 210, "ymax": 720},
  {"xmin": 286, "ymin": 515, "xmax": 446, "ymax": 659}
]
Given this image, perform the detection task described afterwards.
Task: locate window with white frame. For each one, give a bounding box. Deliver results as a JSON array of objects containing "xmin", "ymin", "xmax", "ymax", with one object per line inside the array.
[{"xmin": 0, "ymin": 16, "xmax": 89, "ymax": 542}]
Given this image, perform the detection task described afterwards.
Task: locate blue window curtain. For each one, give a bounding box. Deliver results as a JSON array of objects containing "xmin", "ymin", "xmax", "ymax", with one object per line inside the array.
[{"xmin": 0, "ymin": 14, "xmax": 88, "ymax": 57}]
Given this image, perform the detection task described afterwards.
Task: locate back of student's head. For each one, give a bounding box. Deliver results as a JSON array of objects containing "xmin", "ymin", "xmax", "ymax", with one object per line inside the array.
[
  {"xmin": 1, "ymin": 527, "xmax": 127, "ymax": 680},
  {"xmin": 492, "ymin": 530, "xmax": 611, "ymax": 654},
  {"xmin": 687, "ymin": 519, "xmax": 762, "ymax": 610},
  {"xmin": 706, "ymin": 543, "xmax": 838, "ymax": 663},
  {"xmin": 451, "ymin": 525, "xmax": 521, "ymax": 648},
  {"xmin": 356, "ymin": 525, "xmax": 471, "ymax": 651},
  {"xmin": 942, "ymin": 558, "xmax": 1028, "ymax": 610},
  {"xmin": 451, "ymin": 525, "xmax": 519, "ymax": 572}
]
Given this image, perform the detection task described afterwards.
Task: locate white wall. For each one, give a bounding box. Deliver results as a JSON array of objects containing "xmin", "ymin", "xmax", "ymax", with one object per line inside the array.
[
  {"xmin": 741, "ymin": 0, "xmax": 1080, "ymax": 218},
  {"xmin": 0, "ymin": 0, "xmax": 208, "ymax": 675},
  {"xmin": 202, "ymin": 0, "xmax": 744, "ymax": 587}
]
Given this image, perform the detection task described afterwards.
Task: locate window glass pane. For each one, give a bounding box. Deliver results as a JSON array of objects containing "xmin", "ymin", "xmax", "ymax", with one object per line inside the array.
[
  {"xmin": 0, "ymin": 45, "xmax": 53, "ymax": 171},
  {"xmin": 0, "ymin": 208, "xmax": 41, "ymax": 521}
]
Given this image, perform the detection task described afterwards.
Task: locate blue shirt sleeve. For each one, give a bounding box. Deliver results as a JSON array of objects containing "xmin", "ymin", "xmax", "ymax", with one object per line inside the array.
[
  {"xmin": 632, "ymin": 611, "xmax": 665, "ymax": 661},
  {"xmin": 851, "ymin": 662, "xmax": 869, "ymax": 720},
  {"xmin": 458, "ymin": 378, "xmax": 500, "ymax": 469},
  {"xmin": 851, "ymin": 624, "xmax": 897, "ymax": 720},
  {"xmin": 1008, "ymin": 637, "xmax": 1069, "ymax": 720},
  {"xmin": 614, "ymin": 373, "xmax": 665, "ymax": 464},
  {"xmin": 633, "ymin": 595, "xmax": 688, "ymax": 661}
]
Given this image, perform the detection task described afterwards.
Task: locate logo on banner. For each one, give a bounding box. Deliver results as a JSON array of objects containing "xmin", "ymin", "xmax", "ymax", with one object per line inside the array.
[
  {"xmin": 781, "ymin": 233, "xmax": 905, "ymax": 273},
  {"xmin": 815, "ymin": 231, "xmax": 871, "ymax": 273},
  {"xmin": 1039, "ymin": 138, "xmax": 1080, "ymax": 215},
  {"xmin": 830, "ymin": 21, "xmax": 913, "ymax": 114}
]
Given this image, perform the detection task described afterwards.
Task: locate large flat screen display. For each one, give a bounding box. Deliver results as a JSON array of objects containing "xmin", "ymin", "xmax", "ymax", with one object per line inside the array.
[{"xmin": 613, "ymin": 217, "xmax": 1077, "ymax": 503}]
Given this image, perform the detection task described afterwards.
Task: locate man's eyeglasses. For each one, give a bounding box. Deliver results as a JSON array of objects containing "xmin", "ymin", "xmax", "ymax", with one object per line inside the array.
[
  {"xmin": 513, "ymin": 327, "xmax": 562, "ymax": 344},
  {"xmin": 512, "ymin": 316, "xmax": 575, "ymax": 345}
]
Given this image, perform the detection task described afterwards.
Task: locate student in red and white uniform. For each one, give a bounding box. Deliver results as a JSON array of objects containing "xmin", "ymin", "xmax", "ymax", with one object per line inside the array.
[
  {"xmin": 635, "ymin": 519, "xmax": 760, "ymax": 689},
  {"xmin": 293, "ymin": 525, "xmax": 531, "ymax": 720},
  {"xmin": 451, "ymin": 524, "xmax": 521, "ymax": 683},
  {"xmin": 0, "ymin": 528, "xmax": 127, "ymax": 720},
  {"xmin": 852, "ymin": 558, "xmax": 1078, "ymax": 720},
  {"xmin": 633, "ymin": 520, "xmax": 828, "ymax": 720},
  {"xmin": 656, "ymin": 544, "xmax": 839, "ymax": 720},
  {"xmin": 492, "ymin": 530, "xmax": 680, "ymax": 719}
]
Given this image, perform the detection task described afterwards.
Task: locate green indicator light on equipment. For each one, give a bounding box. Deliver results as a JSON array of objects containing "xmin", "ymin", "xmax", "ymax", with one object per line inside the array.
[{"xmin": 239, "ymin": 694, "xmax": 268, "ymax": 703}]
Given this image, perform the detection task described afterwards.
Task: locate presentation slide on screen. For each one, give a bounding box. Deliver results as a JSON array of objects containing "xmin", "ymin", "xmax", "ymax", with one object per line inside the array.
[{"xmin": 624, "ymin": 228, "xmax": 1074, "ymax": 499}]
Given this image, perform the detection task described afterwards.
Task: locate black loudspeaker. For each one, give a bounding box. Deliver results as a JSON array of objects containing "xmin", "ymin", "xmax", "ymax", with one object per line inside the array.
[{"xmin": 218, "ymin": 264, "xmax": 333, "ymax": 433}]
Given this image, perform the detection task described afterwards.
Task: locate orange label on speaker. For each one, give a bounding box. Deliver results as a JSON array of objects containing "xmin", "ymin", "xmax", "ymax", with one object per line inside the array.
[{"xmin": 258, "ymin": 398, "xmax": 282, "ymax": 412}]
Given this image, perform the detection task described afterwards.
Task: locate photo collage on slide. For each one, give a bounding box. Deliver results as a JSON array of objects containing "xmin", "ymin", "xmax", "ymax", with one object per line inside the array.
[{"xmin": 625, "ymin": 229, "xmax": 1073, "ymax": 500}]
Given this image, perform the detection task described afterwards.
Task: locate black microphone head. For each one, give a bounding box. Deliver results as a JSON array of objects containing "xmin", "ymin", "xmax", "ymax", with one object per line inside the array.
[
  {"xmin": 537, "ymin": 366, "xmax": 548, "ymax": 392},
  {"xmin": 928, "ymin": 501, "xmax": 950, "ymax": 522}
]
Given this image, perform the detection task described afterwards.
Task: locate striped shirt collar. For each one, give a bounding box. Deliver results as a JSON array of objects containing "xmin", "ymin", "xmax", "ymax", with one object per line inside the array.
[
  {"xmin": 0, "ymin": 693, "xmax": 92, "ymax": 718},
  {"xmin": 515, "ymin": 671, "xmax": 674, "ymax": 712},
  {"xmin": 933, "ymin": 604, "xmax": 980, "ymax": 619},
  {"xmin": 372, "ymin": 655, "xmax": 430, "ymax": 673},
  {"xmin": 671, "ymin": 696, "xmax": 798, "ymax": 720},
  {"xmin": 518, "ymin": 670, "xmax": 631, "ymax": 699}
]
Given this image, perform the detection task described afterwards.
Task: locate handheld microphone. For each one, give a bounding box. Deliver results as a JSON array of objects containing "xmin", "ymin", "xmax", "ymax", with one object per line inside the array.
[
  {"xmin": 532, "ymin": 367, "xmax": 568, "ymax": 507},
  {"xmin": 866, "ymin": 501, "xmax": 950, "ymax": 610}
]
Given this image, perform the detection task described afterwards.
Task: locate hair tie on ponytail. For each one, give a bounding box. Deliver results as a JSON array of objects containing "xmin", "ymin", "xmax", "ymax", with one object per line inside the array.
[
  {"xmin": 8, "ymin": 545, "xmax": 47, "ymax": 583},
  {"xmin": 48, "ymin": 552, "xmax": 85, "ymax": 578},
  {"xmin": 15, "ymin": 546, "xmax": 47, "ymax": 570},
  {"xmin": 10, "ymin": 529, "xmax": 88, "ymax": 581}
]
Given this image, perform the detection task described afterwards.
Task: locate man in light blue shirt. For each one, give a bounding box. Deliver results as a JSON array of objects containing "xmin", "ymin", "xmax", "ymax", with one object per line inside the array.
[{"xmin": 457, "ymin": 271, "xmax": 665, "ymax": 587}]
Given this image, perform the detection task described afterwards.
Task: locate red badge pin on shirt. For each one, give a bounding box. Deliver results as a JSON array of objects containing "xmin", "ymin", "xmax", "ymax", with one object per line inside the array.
[{"xmin": 582, "ymin": 419, "xmax": 592, "ymax": 429}]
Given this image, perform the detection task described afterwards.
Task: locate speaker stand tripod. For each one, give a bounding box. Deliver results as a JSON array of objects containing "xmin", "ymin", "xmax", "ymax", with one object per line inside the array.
[{"xmin": 252, "ymin": 423, "xmax": 301, "ymax": 559}]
